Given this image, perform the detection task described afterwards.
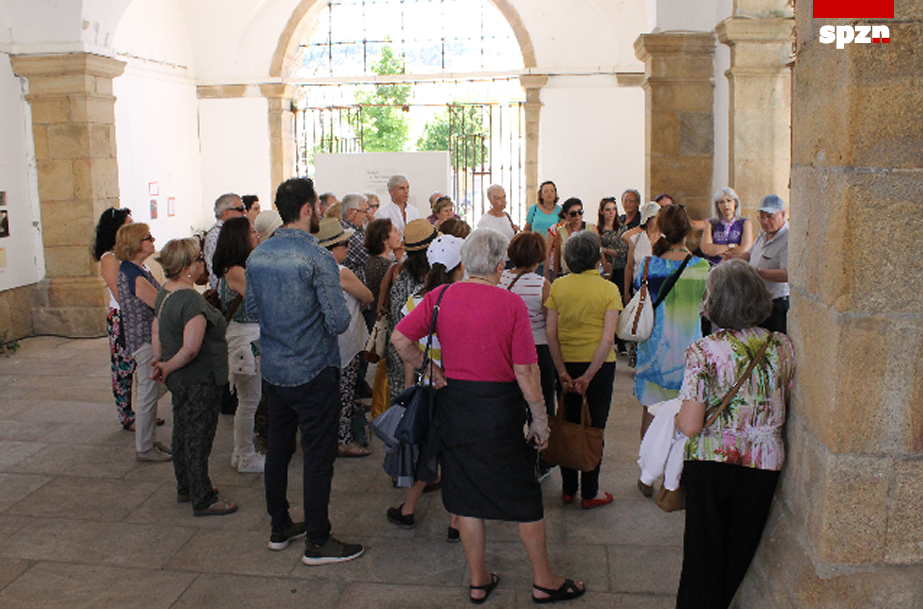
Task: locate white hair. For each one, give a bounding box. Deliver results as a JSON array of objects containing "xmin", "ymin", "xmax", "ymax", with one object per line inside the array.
[
  {"xmin": 461, "ymin": 228, "xmax": 509, "ymax": 276},
  {"xmin": 711, "ymin": 187, "xmax": 741, "ymax": 220},
  {"xmin": 341, "ymin": 193, "xmax": 367, "ymax": 220},
  {"xmin": 486, "ymin": 184, "xmax": 505, "ymax": 200},
  {"xmin": 214, "ymin": 193, "xmax": 240, "ymax": 219},
  {"xmin": 387, "ymin": 175, "xmax": 408, "ymax": 191}
]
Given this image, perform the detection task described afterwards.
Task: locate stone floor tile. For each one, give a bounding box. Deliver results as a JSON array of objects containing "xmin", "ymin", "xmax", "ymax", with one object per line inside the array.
[
  {"xmin": 335, "ymin": 582, "xmax": 475, "ymax": 609},
  {"xmin": 609, "ymin": 544, "xmax": 683, "ymax": 595},
  {"xmin": 0, "ymin": 473, "xmax": 52, "ymax": 512},
  {"xmin": 164, "ymin": 529, "xmax": 304, "ymax": 577},
  {"xmin": 0, "ymin": 440, "xmax": 47, "ymax": 472},
  {"xmin": 4, "ymin": 476, "xmax": 159, "ymax": 522},
  {"xmin": 172, "ymin": 573, "xmax": 342, "ymax": 609},
  {"xmin": 0, "ymin": 558, "xmax": 29, "ymax": 590},
  {"xmin": 0, "ymin": 562, "xmax": 195, "ymax": 609},
  {"xmin": 2, "ymin": 518, "xmax": 196, "ymax": 569}
]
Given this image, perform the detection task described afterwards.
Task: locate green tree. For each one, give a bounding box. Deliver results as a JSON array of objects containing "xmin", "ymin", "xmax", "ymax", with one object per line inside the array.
[
  {"xmin": 416, "ymin": 104, "xmax": 489, "ymax": 170},
  {"xmin": 354, "ymin": 45, "xmax": 411, "ymax": 152}
]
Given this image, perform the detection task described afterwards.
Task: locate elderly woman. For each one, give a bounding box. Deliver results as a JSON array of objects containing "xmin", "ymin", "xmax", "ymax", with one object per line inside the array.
[
  {"xmin": 674, "ymin": 260, "xmax": 795, "ymax": 609},
  {"xmin": 213, "ymin": 216, "xmax": 263, "ymax": 473},
  {"xmin": 477, "ymin": 184, "xmax": 518, "ymax": 239},
  {"xmin": 552, "ymin": 198, "xmax": 597, "ymax": 278},
  {"xmin": 93, "ymin": 207, "xmax": 136, "ymax": 429},
  {"xmin": 546, "ymin": 231, "xmax": 622, "ymax": 509},
  {"xmin": 151, "ymin": 238, "xmax": 238, "ymax": 517},
  {"xmin": 115, "ymin": 223, "xmax": 170, "ymax": 462},
  {"xmin": 393, "ymin": 228, "xmax": 585, "ymax": 604},
  {"xmin": 633, "ymin": 205, "xmax": 709, "ymax": 494},
  {"xmin": 700, "ymin": 187, "xmax": 754, "ymax": 266},
  {"xmin": 433, "ymin": 196, "xmax": 456, "ymax": 227}
]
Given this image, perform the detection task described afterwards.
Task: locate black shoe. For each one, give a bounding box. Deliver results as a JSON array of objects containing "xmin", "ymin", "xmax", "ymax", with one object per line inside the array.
[
  {"xmin": 446, "ymin": 526, "xmax": 461, "ymax": 543},
  {"xmin": 387, "ymin": 505, "xmax": 415, "ymax": 529},
  {"xmin": 302, "ymin": 536, "xmax": 364, "ymax": 566},
  {"xmin": 268, "ymin": 521, "xmax": 307, "ymax": 551}
]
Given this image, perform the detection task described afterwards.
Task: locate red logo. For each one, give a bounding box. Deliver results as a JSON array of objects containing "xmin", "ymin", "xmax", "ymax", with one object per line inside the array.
[{"xmin": 813, "ymin": 0, "xmax": 894, "ymax": 18}]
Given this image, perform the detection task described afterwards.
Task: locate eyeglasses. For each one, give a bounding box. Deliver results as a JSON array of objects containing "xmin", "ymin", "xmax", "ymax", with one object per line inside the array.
[
  {"xmin": 568, "ymin": 209, "xmax": 584, "ymax": 217},
  {"xmin": 230, "ymin": 206, "xmax": 247, "ymax": 213},
  {"xmin": 141, "ymin": 234, "xmax": 154, "ymax": 242},
  {"xmin": 368, "ymin": 204, "xmax": 380, "ymax": 210}
]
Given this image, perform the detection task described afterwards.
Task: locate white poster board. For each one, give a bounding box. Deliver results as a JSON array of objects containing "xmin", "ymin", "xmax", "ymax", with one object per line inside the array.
[{"xmin": 314, "ymin": 152, "xmax": 451, "ymax": 218}]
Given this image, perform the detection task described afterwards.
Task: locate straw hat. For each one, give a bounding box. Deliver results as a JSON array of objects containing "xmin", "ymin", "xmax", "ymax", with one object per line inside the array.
[
  {"xmin": 316, "ymin": 218, "xmax": 354, "ymax": 248},
  {"xmin": 253, "ymin": 210, "xmax": 283, "ymax": 242},
  {"xmin": 403, "ymin": 219, "xmax": 438, "ymax": 252}
]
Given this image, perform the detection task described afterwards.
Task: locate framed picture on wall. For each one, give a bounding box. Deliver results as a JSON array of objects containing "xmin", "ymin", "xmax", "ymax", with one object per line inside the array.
[
  {"xmin": 148, "ymin": 182, "xmax": 159, "ymax": 197},
  {"xmin": 0, "ymin": 210, "xmax": 8, "ymax": 239},
  {"xmin": 150, "ymin": 199, "xmax": 158, "ymax": 220},
  {"xmin": 167, "ymin": 197, "xmax": 176, "ymax": 217}
]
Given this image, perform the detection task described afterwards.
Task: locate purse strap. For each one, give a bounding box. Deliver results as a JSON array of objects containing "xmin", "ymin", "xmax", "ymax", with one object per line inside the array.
[
  {"xmin": 652, "ymin": 254, "xmax": 692, "ymax": 309},
  {"xmin": 376, "ymin": 262, "xmax": 401, "ymax": 318},
  {"xmin": 626, "ymin": 257, "xmax": 651, "ymax": 335},
  {"xmin": 505, "ymin": 269, "xmax": 527, "ymax": 292},
  {"xmin": 703, "ymin": 337, "xmax": 772, "ymax": 428}
]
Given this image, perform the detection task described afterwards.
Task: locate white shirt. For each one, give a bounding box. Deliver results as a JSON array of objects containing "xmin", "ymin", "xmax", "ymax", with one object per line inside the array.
[
  {"xmin": 376, "ymin": 201, "xmax": 420, "ymax": 235},
  {"xmin": 477, "ymin": 213, "xmax": 516, "ymax": 240}
]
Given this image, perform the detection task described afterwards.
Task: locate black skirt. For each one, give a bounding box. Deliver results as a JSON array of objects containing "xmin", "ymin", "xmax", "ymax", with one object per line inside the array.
[{"xmin": 435, "ymin": 379, "xmax": 543, "ymax": 523}]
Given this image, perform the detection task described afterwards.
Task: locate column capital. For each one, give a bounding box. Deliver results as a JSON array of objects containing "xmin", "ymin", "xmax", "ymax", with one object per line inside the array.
[
  {"xmin": 10, "ymin": 53, "xmax": 125, "ymax": 81},
  {"xmin": 518, "ymin": 74, "xmax": 548, "ymax": 91},
  {"xmin": 715, "ymin": 17, "xmax": 795, "ymax": 45},
  {"xmin": 633, "ymin": 32, "xmax": 716, "ymax": 63},
  {"xmin": 259, "ymin": 83, "xmax": 295, "ymax": 100}
]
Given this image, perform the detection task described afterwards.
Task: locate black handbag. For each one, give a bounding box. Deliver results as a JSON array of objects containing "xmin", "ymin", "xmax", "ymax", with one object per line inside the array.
[{"xmin": 393, "ymin": 284, "xmax": 450, "ymax": 445}]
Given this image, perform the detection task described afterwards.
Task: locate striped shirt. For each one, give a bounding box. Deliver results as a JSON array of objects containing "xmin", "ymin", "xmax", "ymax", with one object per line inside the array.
[{"xmin": 498, "ymin": 269, "xmax": 547, "ymax": 345}]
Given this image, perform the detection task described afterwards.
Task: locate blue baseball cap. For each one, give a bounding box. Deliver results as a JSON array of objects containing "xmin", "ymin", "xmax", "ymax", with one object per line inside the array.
[{"xmin": 757, "ymin": 194, "xmax": 785, "ymax": 214}]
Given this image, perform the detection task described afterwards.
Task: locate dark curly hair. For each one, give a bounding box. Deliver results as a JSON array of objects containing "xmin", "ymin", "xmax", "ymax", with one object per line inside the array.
[
  {"xmin": 92, "ymin": 207, "xmax": 132, "ymax": 261},
  {"xmin": 558, "ymin": 197, "xmax": 583, "ymax": 220},
  {"xmin": 212, "ymin": 217, "xmax": 255, "ymax": 278}
]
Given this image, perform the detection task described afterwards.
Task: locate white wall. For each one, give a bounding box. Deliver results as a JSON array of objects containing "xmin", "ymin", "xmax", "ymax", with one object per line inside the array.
[
  {"xmin": 0, "ymin": 55, "xmax": 44, "ymax": 291},
  {"xmin": 197, "ymin": 95, "xmax": 272, "ymax": 223},
  {"xmin": 539, "ymin": 76, "xmax": 645, "ymax": 220}
]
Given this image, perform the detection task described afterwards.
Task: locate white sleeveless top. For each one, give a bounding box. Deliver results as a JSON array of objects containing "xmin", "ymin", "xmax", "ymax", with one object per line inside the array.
[
  {"xmin": 498, "ymin": 269, "xmax": 547, "ymax": 345},
  {"xmin": 100, "ymin": 251, "xmax": 119, "ymax": 310},
  {"xmin": 632, "ymin": 231, "xmax": 654, "ymax": 276}
]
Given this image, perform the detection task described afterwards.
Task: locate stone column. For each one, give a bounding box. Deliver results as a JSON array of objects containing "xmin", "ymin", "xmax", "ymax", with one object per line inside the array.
[
  {"xmin": 10, "ymin": 53, "xmax": 125, "ymax": 338},
  {"xmin": 734, "ymin": 1, "xmax": 923, "ymax": 606},
  {"xmin": 633, "ymin": 33, "xmax": 716, "ymax": 219},
  {"xmin": 260, "ymin": 84, "xmax": 296, "ymax": 192},
  {"xmin": 519, "ymin": 74, "xmax": 547, "ymax": 209},
  {"xmin": 716, "ymin": 17, "xmax": 794, "ymax": 215}
]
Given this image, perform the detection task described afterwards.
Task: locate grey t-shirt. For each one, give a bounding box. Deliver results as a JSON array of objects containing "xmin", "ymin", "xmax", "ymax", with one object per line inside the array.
[{"xmin": 155, "ymin": 288, "xmax": 228, "ymax": 389}]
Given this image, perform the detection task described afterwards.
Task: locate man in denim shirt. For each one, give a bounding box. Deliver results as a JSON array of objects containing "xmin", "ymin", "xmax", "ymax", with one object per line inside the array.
[{"xmin": 246, "ymin": 178, "xmax": 364, "ymax": 565}]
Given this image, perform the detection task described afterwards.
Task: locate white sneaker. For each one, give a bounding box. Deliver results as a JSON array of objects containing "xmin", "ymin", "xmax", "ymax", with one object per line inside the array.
[
  {"xmin": 136, "ymin": 448, "xmax": 172, "ymax": 462},
  {"xmin": 238, "ymin": 453, "xmax": 265, "ymax": 473},
  {"xmin": 230, "ymin": 451, "xmax": 240, "ymax": 469}
]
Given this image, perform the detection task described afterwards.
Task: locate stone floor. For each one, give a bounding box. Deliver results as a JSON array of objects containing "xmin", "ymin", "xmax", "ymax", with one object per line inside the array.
[{"xmin": 0, "ymin": 336, "xmax": 683, "ymax": 608}]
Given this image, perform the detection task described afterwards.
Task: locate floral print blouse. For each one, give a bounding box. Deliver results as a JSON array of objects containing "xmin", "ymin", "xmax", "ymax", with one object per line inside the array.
[{"xmin": 679, "ymin": 328, "xmax": 795, "ymax": 471}]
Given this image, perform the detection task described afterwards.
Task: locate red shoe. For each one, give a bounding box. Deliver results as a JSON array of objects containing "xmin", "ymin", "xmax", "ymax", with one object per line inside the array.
[
  {"xmin": 581, "ymin": 492, "xmax": 614, "ymax": 510},
  {"xmin": 562, "ymin": 493, "xmax": 575, "ymax": 505}
]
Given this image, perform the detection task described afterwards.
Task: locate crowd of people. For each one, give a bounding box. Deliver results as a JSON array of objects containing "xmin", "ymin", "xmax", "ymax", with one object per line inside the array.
[{"xmin": 90, "ymin": 174, "xmax": 793, "ymax": 607}]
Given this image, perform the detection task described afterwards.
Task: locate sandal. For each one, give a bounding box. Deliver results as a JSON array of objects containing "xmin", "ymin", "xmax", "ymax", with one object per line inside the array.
[
  {"xmin": 470, "ymin": 573, "xmax": 499, "ymax": 604},
  {"xmin": 532, "ymin": 579, "xmax": 585, "ymax": 604},
  {"xmin": 337, "ymin": 443, "xmax": 372, "ymax": 458},
  {"xmin": 193, "ymin": 499, "xmax": 239, "ymax": 517},
  {"xmin": 122, "ymin": 417, "xmax": 165, "ymax": 432}
]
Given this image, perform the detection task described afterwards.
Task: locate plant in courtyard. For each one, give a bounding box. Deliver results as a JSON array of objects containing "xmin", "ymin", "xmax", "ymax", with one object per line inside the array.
[
  {"xmin": 354, "ymin": 45, "xmax": 412, "ymax": 152},
  {"xmin": 417, "ymin": 104, "xmax": 489, "ymax": 170}
]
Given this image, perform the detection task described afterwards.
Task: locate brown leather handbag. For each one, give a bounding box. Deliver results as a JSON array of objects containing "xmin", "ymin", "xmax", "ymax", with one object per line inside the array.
[{"xmin": 541, "ymin": 395, "xmax": 604, "ymax": 472}]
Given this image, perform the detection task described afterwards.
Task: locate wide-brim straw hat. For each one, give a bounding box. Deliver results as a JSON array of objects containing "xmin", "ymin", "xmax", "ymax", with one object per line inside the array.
[
  {"xmin": 316, "ymin": 217, "xmax": 354, "ymax": 248},
  {"xmin": 403, "ymin": 219, "xmax": 438, "ymax": 252}
]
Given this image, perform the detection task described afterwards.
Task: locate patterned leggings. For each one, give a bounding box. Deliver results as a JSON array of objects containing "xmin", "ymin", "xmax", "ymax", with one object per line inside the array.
[
  {"xmin": 337, "ymin": 354, "xmax": 362, "ymax": 446},
  {"xmin": 170, "ymin": 380, "xmax": 221, "ymax": 511},
  {"xmin": 107, "ymin": 308, "xmax": 136, "ymax": 426}
]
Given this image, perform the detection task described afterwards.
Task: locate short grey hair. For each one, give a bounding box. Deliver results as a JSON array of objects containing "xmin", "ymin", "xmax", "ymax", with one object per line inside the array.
[
  {"xmin": 703, "ymin": 259, "xmax": 772, "ymax": 330},
  {"xmin": 461, "ymin": 228, "xmax": 509, "ymax": 276},
  {"xmin": 563, "ymin": 231, "xmax": 601, "ymax": 274},
  {"xmin": 341, "ymin": 193, "xmax": 366, "ymax": 220},
  {"xmin": 214, "ymin": 193, "xmax": 240, "ymax": 219},
  {"xmin": 364, "ymin": 192, "xmax": 380, "ymax": 204},
  {"xmin": 387, "ymin": 175, "xmax": 408, "ymax": 191},
  {"xmin": 712, "ymin": 187, "xmax": 741, "ymax": 219},
  {"xmin": 486, "ymin": 184, "xmax": 505, "ymax": 200},
  {"xmin": 622, "ymin": 189, "xmax": 641, "ymax": 203}
]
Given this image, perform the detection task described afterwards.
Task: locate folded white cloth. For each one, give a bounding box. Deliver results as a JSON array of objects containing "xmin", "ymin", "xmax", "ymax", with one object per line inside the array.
[{"xmin": 638, "ymin": 398, "xmax": 688, "ymax": 491}]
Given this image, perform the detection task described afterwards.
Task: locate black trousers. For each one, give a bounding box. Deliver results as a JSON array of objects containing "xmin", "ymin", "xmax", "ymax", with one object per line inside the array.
[
  {"xmin": 676, "ymin": 460, "xmax": 780, "ymax": 609},
  {"xmin": 759, "ymin": 296, "xmax": 789, "ymax": 335},
  {"xmin": 559, "ymin": 361, "xmax": 615, "ymax": 499}
]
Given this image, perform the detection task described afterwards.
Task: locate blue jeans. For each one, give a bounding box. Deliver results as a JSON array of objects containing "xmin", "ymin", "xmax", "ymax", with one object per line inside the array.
[{"xmin": 264, "ymin": 366, "xmax": 340, "ymax": 545}]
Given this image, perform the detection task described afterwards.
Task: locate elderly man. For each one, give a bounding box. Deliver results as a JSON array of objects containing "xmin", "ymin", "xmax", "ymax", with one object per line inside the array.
[
  {"xmin": 246, "ymin": 177, "xmax": 364, "ymax": 566},
  {"xmin": 318, "ymin": 192, "xmax": 339, "ymax": 218},
  {"xmin": 205, "ymin": 193, "xmax": 246, "ymax": 289},
  {"xmin": 375, "ymin": 175, "xmax": 419, "ymax": 234},
  {"xmin": 725, "ymin": 194, "xmax": 789, "ymax": 333},
  {"xmin": 340, "ymin": 193, "xmax": 370, "ymax": 284},
  {"xmin": 476, "ymin": 184, "xmax": 519, "ymax": 240}
]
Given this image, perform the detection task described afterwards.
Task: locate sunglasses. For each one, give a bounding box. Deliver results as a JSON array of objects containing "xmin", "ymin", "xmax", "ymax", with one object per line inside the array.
[
  {"xmin": 568, "ymin": 209, "xmax": 584, "ymax": 217},
  {"xmin": 141, "ymin": 234, "xmax": 154, "ymax": 242},
  {"xmin": 231, "ymin": 206, "xmax": 247, "ymax": 213},
  {"xmin": 109, "ymin": 207, "xmax": 130, "ymax": 217},
  {"xmin": 368, "ymin": 204, "xmax": 380, "ymax": 210}
]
